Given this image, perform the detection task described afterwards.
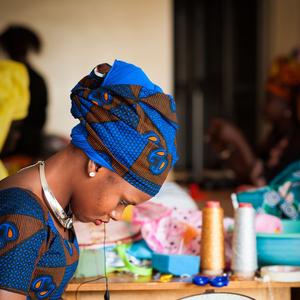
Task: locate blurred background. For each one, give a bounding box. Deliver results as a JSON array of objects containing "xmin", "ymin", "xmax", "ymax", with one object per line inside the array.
[{"xmin": 1, "ymin": 0, "xmax": 300, "ymax": 187}]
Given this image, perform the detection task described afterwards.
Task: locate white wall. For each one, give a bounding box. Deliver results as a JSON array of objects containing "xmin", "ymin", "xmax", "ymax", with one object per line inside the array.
[
  {"xmin": 0, "ymin": 0, "xmax": 173, "ymax": 136},
  {"xmin": 266, "ymin": 0, "xmax": 300, "ymax": 62}
]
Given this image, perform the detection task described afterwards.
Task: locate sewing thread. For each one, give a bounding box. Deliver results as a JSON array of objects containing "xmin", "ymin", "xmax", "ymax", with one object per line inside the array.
[
  {"xmin": 200, "ymin": 201, "xmax": 225, "ymax": 275},
  {"xmin": 231, "ymin": 203, "xmax": 257, "ymax": 279}
]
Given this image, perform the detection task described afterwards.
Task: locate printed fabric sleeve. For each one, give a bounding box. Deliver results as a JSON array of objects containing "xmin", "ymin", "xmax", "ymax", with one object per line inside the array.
[{"xmin": 0, "ymin": 212, "xmax": 47, "ymax": 296}]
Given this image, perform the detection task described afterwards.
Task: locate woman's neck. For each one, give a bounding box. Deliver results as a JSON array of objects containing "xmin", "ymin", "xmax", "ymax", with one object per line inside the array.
[
  {"xmin": 39, "ymin": 144, "xmax": 87, "ymax": 209},
  {"xmin": 0, "ymin": 144, "xmax": 86, "ymax": 210}
]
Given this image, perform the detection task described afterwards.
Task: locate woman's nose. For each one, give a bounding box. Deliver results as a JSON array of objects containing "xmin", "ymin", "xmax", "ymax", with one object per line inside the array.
[{"xmin": 110, "ymin": 209, "xmax": 123, "ymax": 221}]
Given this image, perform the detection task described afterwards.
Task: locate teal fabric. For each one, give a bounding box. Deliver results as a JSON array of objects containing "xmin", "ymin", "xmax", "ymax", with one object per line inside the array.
[{"xmin": 236, "ymin": 160, "xmax": 300, "ymax": 219}]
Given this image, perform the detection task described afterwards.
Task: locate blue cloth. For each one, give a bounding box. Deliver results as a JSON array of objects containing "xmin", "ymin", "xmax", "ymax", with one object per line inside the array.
[
  {"xmin": 70, "ymin": 60, "xmax": 178, "ymax": 196},
  {"xmin": 0, "ymin": 188, "xmax": 79, "ymax": 299},
  {"xmin": 103, "ymin": 60, "xmax": 163, "ymax": 93}
]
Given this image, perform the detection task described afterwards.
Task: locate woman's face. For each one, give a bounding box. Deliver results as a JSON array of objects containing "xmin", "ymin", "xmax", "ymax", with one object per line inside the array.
[{"xmin": 70, "ymin": 167, "xmax": 151, "ymax": 225}]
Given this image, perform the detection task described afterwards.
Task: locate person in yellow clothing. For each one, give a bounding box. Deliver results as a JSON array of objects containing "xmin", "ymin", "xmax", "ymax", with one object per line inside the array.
[{"xmin": 0, "ymin": 60, "xmax": 29, "ymax": 179}]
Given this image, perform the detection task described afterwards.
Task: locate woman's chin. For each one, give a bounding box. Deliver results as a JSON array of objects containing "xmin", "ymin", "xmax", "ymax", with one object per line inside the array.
[{"xmin": 73, "ymin": 214, "xmax": 90, "ymax": 223}]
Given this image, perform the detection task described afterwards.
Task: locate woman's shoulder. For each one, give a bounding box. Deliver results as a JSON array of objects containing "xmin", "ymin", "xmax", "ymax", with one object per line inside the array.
[
  {"xmin": 0, "ymin": 187, "xmax": 51, "ymax": 297},
  {"xmin": 0, "ymin": 187, "xmax": 47, "ymax": 224}
]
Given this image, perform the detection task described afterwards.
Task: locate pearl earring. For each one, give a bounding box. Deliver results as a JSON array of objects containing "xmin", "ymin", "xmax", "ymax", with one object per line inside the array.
[{"xmin": 89, "ymin": 171, "xmax": 96, "ymax": 177}]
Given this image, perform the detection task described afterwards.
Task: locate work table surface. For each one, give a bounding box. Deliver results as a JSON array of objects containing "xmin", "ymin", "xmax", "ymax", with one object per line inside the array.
[{"xmin": 64, "ymin": 274, "xmax": 300, "ymax": 300}]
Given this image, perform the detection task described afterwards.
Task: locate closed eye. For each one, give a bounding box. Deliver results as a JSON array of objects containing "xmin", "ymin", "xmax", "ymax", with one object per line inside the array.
[{"xmin": 119, "ymin": 199, "xmax": 130, "ymax": 206}]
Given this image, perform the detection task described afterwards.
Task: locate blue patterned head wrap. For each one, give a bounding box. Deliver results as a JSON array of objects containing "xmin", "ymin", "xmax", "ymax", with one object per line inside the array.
[{"xmin": 70, "ymin": 60, "xmax": 178, "ymax": 196}]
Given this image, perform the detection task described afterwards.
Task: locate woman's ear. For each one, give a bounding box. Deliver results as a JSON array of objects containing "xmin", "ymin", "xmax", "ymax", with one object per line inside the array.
[{"xmin": 87, "ymin": 160, "xmax": 98, "ymax": 178}]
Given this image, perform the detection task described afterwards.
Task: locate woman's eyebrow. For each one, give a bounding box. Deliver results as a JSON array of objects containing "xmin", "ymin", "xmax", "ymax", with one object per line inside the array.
[{"xmin": 121, "ymin": 198, "xmax": 136, "ymax": 206}]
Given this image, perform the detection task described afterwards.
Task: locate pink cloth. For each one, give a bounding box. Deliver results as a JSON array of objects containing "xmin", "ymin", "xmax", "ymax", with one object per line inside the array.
[
  {"xmin": 133, "ymin": 202, "xmax": 202, "ymax": 255},
  {"xmin": 255, "ymin": 213, "xmax": 283, "ymax": 233}
]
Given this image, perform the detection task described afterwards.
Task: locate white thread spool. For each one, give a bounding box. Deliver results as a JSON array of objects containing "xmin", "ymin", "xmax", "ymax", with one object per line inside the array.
[{"xmin": 231, "ymin": 203, "xmax": 257, "ymax": 279}]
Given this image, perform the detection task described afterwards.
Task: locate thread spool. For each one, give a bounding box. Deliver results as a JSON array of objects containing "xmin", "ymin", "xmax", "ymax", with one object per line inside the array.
[
  {"xmin": 231, "ymin": 202, "xmax": 257, "ymax": 279},
  {"xmin": 200, "ymin": 201, "xmax": 225, "ymax": 276}
]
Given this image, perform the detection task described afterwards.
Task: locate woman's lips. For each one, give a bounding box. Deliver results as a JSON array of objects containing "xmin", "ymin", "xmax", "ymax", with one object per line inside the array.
[{"xmin": 95, "ymin": 219, "xmax": 103, "ymax": 226}]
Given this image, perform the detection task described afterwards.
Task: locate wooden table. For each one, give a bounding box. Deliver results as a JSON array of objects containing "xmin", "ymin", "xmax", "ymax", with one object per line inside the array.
[{"xmin": 64, "ymin": 275, "xmax": 300, "ymax": 300}]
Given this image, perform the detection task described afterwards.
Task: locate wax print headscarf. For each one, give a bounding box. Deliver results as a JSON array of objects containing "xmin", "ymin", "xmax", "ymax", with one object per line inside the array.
[{"xmin": 70, "ymin": 60, "xmax": 178, "ymax": 196}]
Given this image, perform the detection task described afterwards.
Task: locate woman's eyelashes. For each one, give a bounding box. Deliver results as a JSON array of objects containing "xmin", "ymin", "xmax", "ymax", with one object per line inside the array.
[{"xmin": 119, "ymin": 199, "xmax": 130, "ymax": 207}]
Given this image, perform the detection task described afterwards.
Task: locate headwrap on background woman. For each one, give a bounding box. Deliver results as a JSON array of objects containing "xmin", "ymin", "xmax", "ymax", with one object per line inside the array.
[
  {"xmin": 0, "ymin": 60, "xmax": 29, "ymax": 179},
  {"xmin": 266, "ymin": 48, "xmax": 300, "ymax": 122},
  {"xmin": 261, "ymin": 48, "xmax": 300, "ymax": 179},
  {"xmin": 70, "ymin": 60, "xmax": 178, "ymax": 196}
]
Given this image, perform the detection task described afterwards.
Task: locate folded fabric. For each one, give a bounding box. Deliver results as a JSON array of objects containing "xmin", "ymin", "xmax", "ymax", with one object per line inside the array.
[
  {"xmin": 73, "ymin": 219, "xmax": 140, "ymax": 248},
  {"xmin": 255, "ymin": 213, "xmax": 283, "ymax": 233},
  {"xmin": 235, "ymin": 160, "xmax": 300, "ymax": 219},
  {"xmin": 133, "ymin": 202, "xmax": 201, "ymax": 255}
]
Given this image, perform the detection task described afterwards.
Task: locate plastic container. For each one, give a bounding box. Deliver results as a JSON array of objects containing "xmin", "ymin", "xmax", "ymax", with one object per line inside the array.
[
  {"xmin": 152, "ymin": 253, "xmax": 200, "ymax": 276},
  {"xmin": 257, "ymin": 220, "xmax": 300, "ymax": 266},
  {"xmin": 74, "ymin": 248, "xmax": 105, "ymax": 278}
]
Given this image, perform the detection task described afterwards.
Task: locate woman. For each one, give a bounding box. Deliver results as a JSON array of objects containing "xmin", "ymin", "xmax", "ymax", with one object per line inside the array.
[
  {"xmin": 209, "ymin": 49, "xmax": 300, "ymax": 186},
  {"xmin": 0, "ymin": 60, "xmax": 29, "ymax": 180},
  {"xmin": 0, "ymin": 60, "xmax": 178, "ymax": 299},
  {"xmin": 0, "ymin": 24, "xmax": 48, "ymax": 158}
]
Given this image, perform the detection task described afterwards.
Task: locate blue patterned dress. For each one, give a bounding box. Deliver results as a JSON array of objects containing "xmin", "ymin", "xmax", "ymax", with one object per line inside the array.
[{"xmin": 0, "ymin": 188, "xmax": 79, "ymax": 299}]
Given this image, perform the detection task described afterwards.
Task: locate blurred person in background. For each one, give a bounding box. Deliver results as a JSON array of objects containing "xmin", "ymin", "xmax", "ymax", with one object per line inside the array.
[
  {"xmin": 0, "ymin": 60, "xmax": 29, "ymax": 180},
  {"xmin": 209, "ymin": 48, "xmax": 300, "ymax": 187},
  {"xmin": 0, "ymin": 24, "xmax": 48, "ymax": 158}
]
